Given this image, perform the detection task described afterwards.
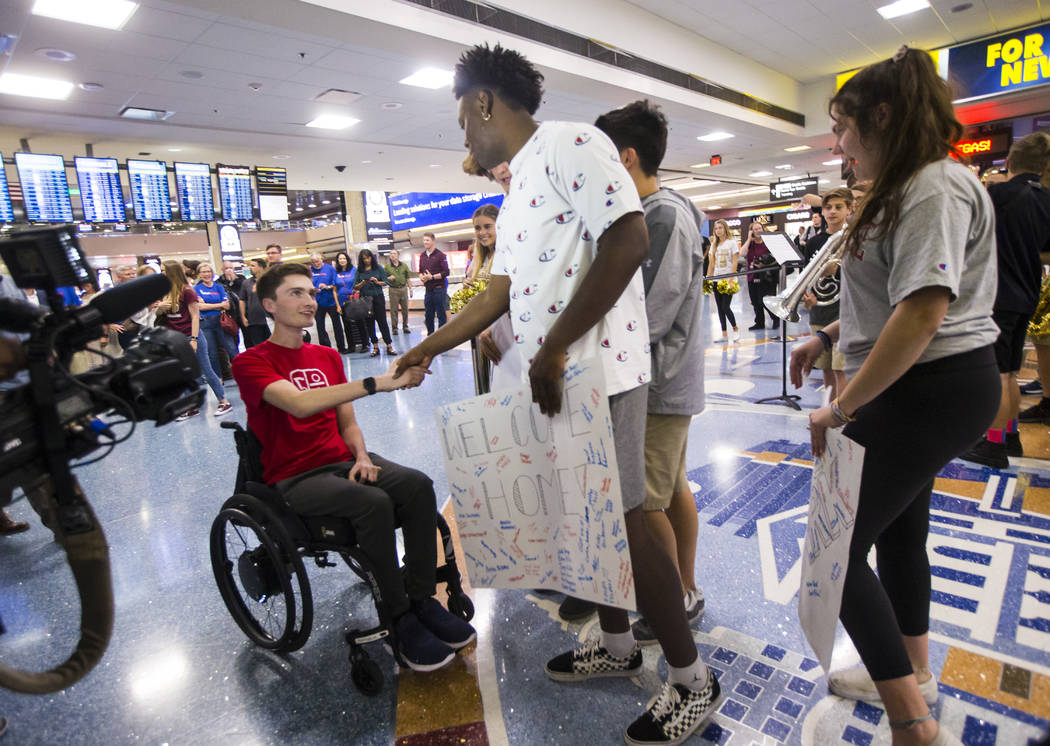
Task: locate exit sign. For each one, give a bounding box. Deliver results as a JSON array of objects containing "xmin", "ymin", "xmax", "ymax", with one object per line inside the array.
[{"xmin": 710, "ymin": 154, "xmax": 722, "ymax": 166}]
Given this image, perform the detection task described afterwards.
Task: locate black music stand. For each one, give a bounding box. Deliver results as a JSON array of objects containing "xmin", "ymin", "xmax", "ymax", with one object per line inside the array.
[{"xmin": 755, "ymin": 248, "xmax": 804, "ymax": 411}]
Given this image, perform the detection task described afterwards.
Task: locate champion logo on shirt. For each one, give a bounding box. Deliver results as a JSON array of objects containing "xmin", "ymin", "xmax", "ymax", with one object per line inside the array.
[
  {"xmin": 616, "ymin": 351, "xmax": 629, "ymax": 362},
  {"xmin": 514, "ymin": 334, "xmax": 525, "ymax": 344},
  {"xmin": 530, "ymin": 196, "xmax": 546, "ymax": 208},
  {"xmin": 539, "ymin": 249, "xmax": 557, "ymax": 262},
  {"xmin": 605, "ymin": 199, "xmax": 614, "ymax": 207},
  {"xmin": 572, "ymin": 173, "xmax": 586, "ymax": 191},
  {"xmin": 519, "ymin": 311, "xmax": 532, "ymax": 323},
  {"xmin": 637, "ymin": 374, "xmax": 647, "ymax": 384},
  {"xmin": 582, "ymin": 230, "xmax": 592, "ymax": 242},
  {"xmin": 626, "ymin": 320, "xmax": 638, "ymax": 331},
  {"xmin": 516, "ymin": 230, "xmax": 528, "ymax": 242},
  {"xmin": 574, "ymin": 133, "xmax": 591, "ymax": 146},
  {"xmin": 523, "ymin": 284, "xmax": 538, "ymax": 296},
  {"xmin": 565, "ymin": 263, "xmax": 579, "ymax": 277},
  {"xmin": 555, "ymin": 210, "xmax": 576, "ymax": 225},
  {"xmin": 511, "ymin": 290, "xmax": 519, "ymax": 300},
  {"xmin": 601, "ymin": 338, "xmax": 611, "ymax": 348},
  {"xmin": 938, "ymin": 263, "xmax": 947, "ymax": 270},
  {"xmin": 605, "ymin": 181, "xmax": 622, "ymax": 195},
  {"xmin": 548, "ymin": 301, "xmax": 565, "ymax": 314},
  {"xmin": 537, "ymin": 336, "xmax": 545, "ymax": 345}
]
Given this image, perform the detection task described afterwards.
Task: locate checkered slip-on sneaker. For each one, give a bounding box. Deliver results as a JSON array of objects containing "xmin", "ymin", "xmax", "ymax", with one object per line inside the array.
[
  {"xmin": 624, "ymin": 670, "xmax": 721, "ymax": 746},
  {"xmin": 545, "ymin": 638, "xmax": 642, "ymax": 682}
]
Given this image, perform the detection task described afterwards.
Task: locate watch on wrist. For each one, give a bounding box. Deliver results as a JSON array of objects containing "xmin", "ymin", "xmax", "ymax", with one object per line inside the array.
[{"xmin": 363, "ymin": 376, "xmax": 377, "ymax": 395}]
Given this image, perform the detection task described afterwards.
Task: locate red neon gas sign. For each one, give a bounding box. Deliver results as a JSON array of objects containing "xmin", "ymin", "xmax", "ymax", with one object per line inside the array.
[{"xmin": 957, "ymin": 138, "xmax": 993, "ymax": 155}]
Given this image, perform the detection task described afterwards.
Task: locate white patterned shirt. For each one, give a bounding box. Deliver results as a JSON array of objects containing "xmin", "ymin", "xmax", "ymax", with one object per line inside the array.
[{"xmin": 494, "ymin": 121, "xmax": 650, "ymax": 396}]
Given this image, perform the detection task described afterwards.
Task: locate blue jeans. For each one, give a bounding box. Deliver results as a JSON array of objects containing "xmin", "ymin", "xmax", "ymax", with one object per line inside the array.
[
  {"xmin": 424, "ymin": 287, "xmax": 447, "ymax": 334},
  {"xmin": 200, "ymin": 314, "xmax": 238, "ymax": 376},
  {"xmin": 194, "ymin": 324, "xmax": 226, "ymax": 401}
]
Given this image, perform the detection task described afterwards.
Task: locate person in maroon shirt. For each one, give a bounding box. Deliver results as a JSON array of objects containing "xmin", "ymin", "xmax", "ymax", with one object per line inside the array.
[
  {"xmin": 231, "ymin": 262, "xmax": 476, "ymax": 672},
  {"xmin": 741, "ymin": 220, "xmax": 780, "ymax": 331},
  {"xmin": 417, "ymin": 232, "xmax": 450, "ymax": 334}
]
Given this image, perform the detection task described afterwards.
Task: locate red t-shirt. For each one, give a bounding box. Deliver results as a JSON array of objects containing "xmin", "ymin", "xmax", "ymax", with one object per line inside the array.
[
  {"xmin": 164, "ymin": 287, "xmax": 199, "ymax": 336},
  {"xmin": 231, "ymin": 341, "xmax": 354, "ymax": 484}
]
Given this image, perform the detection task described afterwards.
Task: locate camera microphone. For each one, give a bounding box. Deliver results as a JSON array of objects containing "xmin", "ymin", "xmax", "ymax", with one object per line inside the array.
[{"xmin": 75, "ymin": 274, "xmax": 172, "ymax": 327}]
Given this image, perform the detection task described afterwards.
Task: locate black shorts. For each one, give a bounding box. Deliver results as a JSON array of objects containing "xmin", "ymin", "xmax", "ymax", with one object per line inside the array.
[{"xmin": 992, "ymin": 309, "xmax": 1031, "ymax": 373}]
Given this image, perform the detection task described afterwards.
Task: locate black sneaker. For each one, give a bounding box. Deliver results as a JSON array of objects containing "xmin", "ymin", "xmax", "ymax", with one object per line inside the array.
[
  {"xmin": 1006, "ymin": 431, "xmax": 1023, "ymax": 458},
  {"xmin": 558, "ymin": 595, "xmax": 597, "ymax": 621},
  {"xmin": 1019, "ymin": 398, "xmax": 1050, "ymax": 424},
  {"xmin": 1021, "ymin": 380, "xmax": 1043, "ymax": 395},
  {"xmin": 747, "ymin": 323, "xmax": 765, "ymax": 331},
  {"xmin": 960, "ymin": 438, "xmax": 1009, "ymax": 469},
  {"xmin": 412, "ymin": 597, "xmax": 476, "ymax": 650},
  {"xmin": 632, "ymin": 589, "xmax": 706, "ymax": 646},
  {"xmin": 545, "ymin": 637, "xmax": 642, "ymax": 681},
  {"xmin": 392, "ymin": 611, "xmax": 455, "ymax": 672},
  {"xmin": 625, "ymin": 671, "xmax": 721, "ymax": 746}
]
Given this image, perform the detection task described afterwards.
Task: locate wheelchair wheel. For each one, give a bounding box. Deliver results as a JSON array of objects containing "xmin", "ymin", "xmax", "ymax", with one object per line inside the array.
[
  {"xmin": 349, "ymin": 650, "xmax": 383, "ymax": 696},
  {"xmin": 447, "ymin": 591, "xmax": 475, "ymax": 622},
  {"xmin": 210, "ymin": 501, "xmax": 311, "ymax": 652}
]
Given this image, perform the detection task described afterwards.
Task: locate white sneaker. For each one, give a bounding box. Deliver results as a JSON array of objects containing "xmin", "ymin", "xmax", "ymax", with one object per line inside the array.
[
  {"xmin": 214, "ymin": 401, "xmax": 233, "ymax": 417},
  {"xmin": 828, "ymin": 665, "xmax": 939, "ymax": 706}
]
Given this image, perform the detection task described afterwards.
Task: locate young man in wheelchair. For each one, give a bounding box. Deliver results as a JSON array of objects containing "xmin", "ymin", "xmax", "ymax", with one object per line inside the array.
[{"xmin": 231, "ymin": 262, "xmax": 476, "ymax": 672}]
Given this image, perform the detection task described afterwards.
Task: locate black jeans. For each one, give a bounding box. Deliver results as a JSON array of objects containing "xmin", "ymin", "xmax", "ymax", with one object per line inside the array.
[
  {"xmin": 366, "ymin": 294, "xmax": 392, "ymax": 345},
  {"xmin": 714, "ymin": 291, "xmax": 737, "ymax": 331},
  {"xmin": 747, "ymin": 273, "xmax": 778, "ymax": 327},
  {"xmin": 314, "ymin": 305, "xmax": 346, "ymax": 350},
  {"xmin": 277, "ymin": 455, "xmax": 438, "ymax": 618},
  {"xmin": 838, "ymin": 346, "xmax": 999, "ymax": 680}
]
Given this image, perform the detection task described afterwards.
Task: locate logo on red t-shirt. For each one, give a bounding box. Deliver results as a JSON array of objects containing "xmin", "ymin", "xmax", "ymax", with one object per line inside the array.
[{"xmin": 290, "ymin": 368, "xmax": 330, "ymax": 390}]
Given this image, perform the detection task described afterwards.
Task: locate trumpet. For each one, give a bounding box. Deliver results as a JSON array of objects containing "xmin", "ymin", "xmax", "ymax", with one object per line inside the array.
[{"xmin": 763, "ymin": 230, "xmax": 846, "ymax": 323}]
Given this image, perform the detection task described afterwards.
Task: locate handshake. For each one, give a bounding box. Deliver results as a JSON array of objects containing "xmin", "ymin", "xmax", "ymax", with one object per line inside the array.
[{"xmin": 374, "ymin": 357, "xmax": 430, "ymax": 393}]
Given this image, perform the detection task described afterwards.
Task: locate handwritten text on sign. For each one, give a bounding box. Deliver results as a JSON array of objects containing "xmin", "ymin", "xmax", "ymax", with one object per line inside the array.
[
  {"xmin": 436, "ymin": 361, "xmax": 635, "ymax": 610},
  {"xmin": 798, "ymin": 428, "xmax": 864, "ymax": 672}
]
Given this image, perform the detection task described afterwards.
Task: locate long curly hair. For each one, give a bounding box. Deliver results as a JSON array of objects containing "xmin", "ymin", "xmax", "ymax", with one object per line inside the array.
[{"xmin": 831, "ymin": 47, "xmax": 962, "ymax": 257}]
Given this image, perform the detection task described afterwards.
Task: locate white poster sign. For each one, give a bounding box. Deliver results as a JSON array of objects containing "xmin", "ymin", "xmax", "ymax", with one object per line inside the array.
[
  {"xmin": 799, "ymin": 429, "xmax": 864, "ymax": 671},
  {"xmin": 436, "ymin": 360, "xmax": 635, "ymax": 610}
]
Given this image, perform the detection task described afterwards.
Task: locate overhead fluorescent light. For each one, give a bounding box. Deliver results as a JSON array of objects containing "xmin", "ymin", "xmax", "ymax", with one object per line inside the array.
[
  {"xmin": 823, "ymin": 158, "xmax": 843, "ymax": 166},
  {"xmin": 120, "ymin": 106, "xmax": 173, "ymax": 120},
  {"xmin": 305, "ymin": 113, "xmax": 360, "ymax": 130},
  {"xmin": 705, "ymin": 205, "xmax": 722, "ymax": 209},
  {"xmin": 784, "ymin": 145, "xmax": 812, "ymax": 152},
  {"xmin": 876, "ymin": 0, "xmax": 930, "ymax": 20},
  {"xmin": 697, "ymin": 131, "xmax": 734, "ymax": 142},
  {"xmin": 0, "ymin": 72, "xmax": 74, "ymax": 100},
  {"xmin": 667, "ymin": 179, "xmax": 719, "ymax": 191},
  {"xmin": 689, "ymin": 163, "xmax": 712, "ymax": 169},
  {"xmin": 749, "ymin": 170, "xmax": 773, "ymax": 177},
  {"xmin": 32, "ymin": 0, "xmax": 139, "ymax": 30},
  {"xmin": 775, "ymin": 164, "xmax": 792, "ymax": 170},
  {"xmin": 399, "ymin": 68, "xmax": 454, "ymax": 89}
]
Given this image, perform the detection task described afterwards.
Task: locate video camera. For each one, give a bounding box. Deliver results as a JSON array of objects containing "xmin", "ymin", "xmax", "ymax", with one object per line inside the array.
[{"xmin": 0, "ymin": 227, "xmax": 204, "ymax": 695}]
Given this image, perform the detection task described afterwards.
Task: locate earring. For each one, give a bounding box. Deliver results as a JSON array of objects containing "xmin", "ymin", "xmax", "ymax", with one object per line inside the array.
[{"xmin": 482, "ymin": 111, "xmax": 492, "ymax": 122}]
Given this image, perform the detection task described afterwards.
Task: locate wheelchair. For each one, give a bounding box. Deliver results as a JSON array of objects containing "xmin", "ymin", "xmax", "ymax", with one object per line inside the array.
[{"xmin": 209, "ymin": 421, "xmax": 474, "ymax": 695}]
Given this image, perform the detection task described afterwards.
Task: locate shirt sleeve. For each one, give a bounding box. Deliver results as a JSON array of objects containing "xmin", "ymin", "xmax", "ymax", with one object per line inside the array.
[
  {"xmin": 216, "ymin": 284, "xmax": 228, "ymax": 302},
  {"xmin": 439, "ymin": 253, "xmax": 449, "ymax": 277},
  {"xmin": 887, "ymin": 192, "xmax": 969, "ymax": 306},
  {"xmin": 182, "ymin": 287, "xmax": 198, "ymax": 309},
  {"xmin": 547, "ymin": 125, "xmax": 643, "ymax": 242},
  {"xmin": 231, "ymin": 350, "xmax": 284, "ymax": 408}
]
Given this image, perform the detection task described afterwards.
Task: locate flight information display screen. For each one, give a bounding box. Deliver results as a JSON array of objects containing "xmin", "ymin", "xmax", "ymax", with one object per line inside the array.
[
  {"xmin": 126, "ymin": 159, "xmax": 172, "ymax": 222},
  {"xmin": 0, "ymin": 152, "xmax": 14, "ymax": 223},
  {"xmin": 256, "ymin": 166, "xmax": 289, "ymax": 221},
  {"xmin": 174, "ymin": 161, "xmax": 214, "ymax": 222},
  {"xmin": 217, "ymin": 164, "xmax": 253, "ymax": 221},
  {"xmin": 74, "ymin": 157, "xmax": 126, "ymax": 223},
  {"xmin": 15, "ymin": 152, "xmax": 74, "ymax": 222}
]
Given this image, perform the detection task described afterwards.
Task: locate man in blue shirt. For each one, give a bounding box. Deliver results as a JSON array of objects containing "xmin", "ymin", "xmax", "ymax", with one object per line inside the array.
[{"xmin": 310, "ymin": 253, "xmax": 348, "ymax": 354}]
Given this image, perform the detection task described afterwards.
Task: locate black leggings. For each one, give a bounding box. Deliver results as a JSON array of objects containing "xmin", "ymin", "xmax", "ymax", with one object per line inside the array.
[
  {"xmin": 838, "ymin": 345, "xmax": 999, "ymax": 680},
  {"xmin": 714, "ymin": 291, "xmax": 736, "ymax": 331},
  {"xmin": 366, "ymin": 294, "xmax": 392, "ymax": 345},
  {"xmin": 747, "ymin": 274, "xmax": 777, "ymax": 327}
]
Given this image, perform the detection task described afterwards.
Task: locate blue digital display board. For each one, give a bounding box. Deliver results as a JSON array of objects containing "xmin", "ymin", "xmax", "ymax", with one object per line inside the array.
[
  {"xmin": 127, "ymin": 159, "xmax": 172, "ymax": 222},
  {"xmin": 15, "ymin": 152, "xmax": 74, "ymax": 223},
  {"xmin": 0, "ymin": 152, "xmax": 14, "ymax": 223},
  {"xmin": 217, "ymin": 164, "xmax": 253, "ymax": 221},
  {"xmin": 387, "ymin": 191, "xmax": 503, "ymax": 230},
  {"xmin": 174, "ymin": 162, "xmax": 214, "ymax": 222},
  {"xmin": 948, "ymin": 22, "xmax": 1050, "ymax": 102},
  {"xmin": 75, "ymin": 157, "xmax": 126, "ymax": 223}
]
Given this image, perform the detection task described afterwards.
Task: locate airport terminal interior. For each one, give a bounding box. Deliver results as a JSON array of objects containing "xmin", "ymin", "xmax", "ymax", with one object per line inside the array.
[{"xmin": 1, "ymin": 1, "xmax": 1049, "ymax": 744}]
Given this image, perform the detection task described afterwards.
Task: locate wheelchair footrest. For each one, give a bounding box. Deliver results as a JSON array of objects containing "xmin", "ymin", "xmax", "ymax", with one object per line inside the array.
[{"xmin": 346, "ymin": 624, "xmax": 388, "ymax": 646}]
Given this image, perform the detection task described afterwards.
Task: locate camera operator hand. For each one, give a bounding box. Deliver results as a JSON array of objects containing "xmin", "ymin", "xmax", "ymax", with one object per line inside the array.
[{"xmin": 0, "ymin": 336, "xmax": 26, "ymax": 381}]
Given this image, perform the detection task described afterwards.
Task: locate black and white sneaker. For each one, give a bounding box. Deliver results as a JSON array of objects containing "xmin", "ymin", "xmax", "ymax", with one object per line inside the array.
[
  {"xmin": 625, "ymin": 671, "xmax": 721, "ymax": 746},
  {"xmin": 545, "ymin": 637, "xmax": 641, "ymax": 682},
  {"xmin": 632, "ymin": 589, "xmax": 706, "ymax": 646}
]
